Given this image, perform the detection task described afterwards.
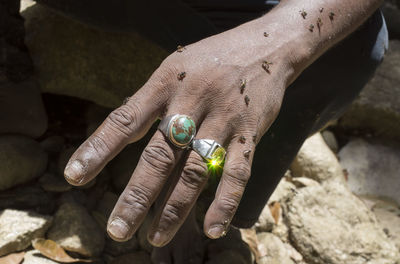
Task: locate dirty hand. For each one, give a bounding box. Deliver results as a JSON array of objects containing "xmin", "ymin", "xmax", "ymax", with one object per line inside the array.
[{"xmin": 63, "ymin": 0, "xmax": 377, "ymax": 247}]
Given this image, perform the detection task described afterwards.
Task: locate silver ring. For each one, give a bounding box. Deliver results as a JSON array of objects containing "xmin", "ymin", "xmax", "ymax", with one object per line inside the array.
[
  {"xmin": 191, "ymin": 139, "xmax": 226, "ymax": 166},
  {"xmin": 158, "ymin": 114, "xmax": 196, "ymax": 148}
]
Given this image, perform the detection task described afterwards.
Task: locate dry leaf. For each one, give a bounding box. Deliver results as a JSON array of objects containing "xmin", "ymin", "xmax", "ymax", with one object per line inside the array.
[
  {"xmin": 269, "ymin": 201, "xmax": 281, "ymax": 224},
  {"xmin": 240, "ymin": 228, "xmax": 266, "ymax": 263},
  {"xmin": 0, "ymin": 252, "xmax": 25, "ymax": 264},
  {"xmin": 32, "ymin": 238, "xmax": 92, "ymax": 263}
]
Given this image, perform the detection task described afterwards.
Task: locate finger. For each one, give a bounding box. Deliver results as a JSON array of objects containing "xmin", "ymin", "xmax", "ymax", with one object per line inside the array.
[
  {"xmin": 203, "ymin": 135, "xmax": 255, "ymax": 239},
  {"xmin": 107, "ymin": 130, "xmax": 181, "ymax": 242},
  {"xmin": 107, "ymin": 106, "xmax": 203, "ymax": 242},
  {"xmin": 147, "ymin": 118, "xmax": 230, "ymax": 247},
  {"xmin": 64, "ymin": 84, "xmax": 163, "ymax": 186}
]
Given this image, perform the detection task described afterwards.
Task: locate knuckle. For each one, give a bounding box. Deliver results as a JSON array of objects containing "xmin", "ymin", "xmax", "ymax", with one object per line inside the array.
[
  {"xmin": 141, "ymin": 140, "xmax": 174, "ymax": 172},
  {"xmin": 224, "ymin": 162, "xmax": 251, "ymax": 187},
  {"xmin": 180, "ymin": 155, "xmax": 208, "ymax": 190},
  {"xmin": 161, "ymin": 203, "xmax": 182, "ymax": 226},
  {"xmin": 107, "ymin": 105, "xmax": 139, "ymax": 137},
  {"xmin": 122, "ymin": 185, "xmax": 152, "ymax": 213},
  {"xmin": 217, "ymin": 195, "xmax": 240, "ymax": 216}
]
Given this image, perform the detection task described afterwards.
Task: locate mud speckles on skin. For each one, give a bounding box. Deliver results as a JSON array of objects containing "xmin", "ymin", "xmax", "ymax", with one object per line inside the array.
[
  {"xmin": 122, "ymin": 96, "xmax": 130, "ymax": 105},
  {"xmin": 252, "ymin": 135, "xmax": 257, "ymax": 144},
  {"xmin": 329, "ymin": 12, "xmax": 335, "ymax": 21},
  {"xmin": 240, "ymin": 79, "xmax": 246, "ymax": 94},
  {"xmin": 177, "ymin": 45, "xmax": 185, "ymax": 52},
  {"xmin": 177, "ymin": 72, "xmax": 186, "ymax": 81},
  {"xmin": 317, "ymin": 18, "xmax": 323, "ymax": 31},
  {"xmin": 263, "ymin": 32, "xmax": 269, "ymax": 37},
  {"xmin": 309, "ymin": 24, "xmax": 315, "ymax": 32},
  {"xmin": 244, "ymin": 95, "xmax": 250, "ymax": 106},
  {"xmin": 262, "ymin": 61, "xmax": 273, "ymax": 73},
  {"xmin": 299, "ymin": 10, "xmax": 307, "ymax": 19},
  {"xmin": 239, "ymin": 136, "xmax": 246, "ymax": 144},
  {"xmin": 319, "ymin": 8, "xmax": 324, "ymax": 13},
  {"xmin": 243, "ymin": 150, "xmax": 251, "ymax": 159}
]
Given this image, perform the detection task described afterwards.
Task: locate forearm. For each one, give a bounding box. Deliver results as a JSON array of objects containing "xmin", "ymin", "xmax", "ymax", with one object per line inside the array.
[{"xmin": 230, "ymin": 0, "xmax": 383, "ymax": 84}]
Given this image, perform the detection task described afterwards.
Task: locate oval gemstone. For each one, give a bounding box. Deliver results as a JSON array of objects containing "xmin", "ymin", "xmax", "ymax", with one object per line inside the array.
[
  {"xmin": 210, "ymin": 146, "xmax": 226, "ymax": 166},
  {"xmin": 170, "ymin": 115, "xmax": 196, "ymax": 147}
]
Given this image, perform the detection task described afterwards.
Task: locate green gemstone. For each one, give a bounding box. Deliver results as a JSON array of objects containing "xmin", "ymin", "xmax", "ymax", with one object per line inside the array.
[
  {"xmin": 210, "ymin": 146, "xmax": 226, "ymax": 166},
  {"xmin": 170, "ymin": 115, "xmax": 196, "ymax": 146}
]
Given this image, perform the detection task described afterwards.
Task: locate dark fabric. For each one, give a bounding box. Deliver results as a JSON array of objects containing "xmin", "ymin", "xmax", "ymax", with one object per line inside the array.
[{"xmin": 232, "ymin": 10, "xmax": 388, "ymax": 227}]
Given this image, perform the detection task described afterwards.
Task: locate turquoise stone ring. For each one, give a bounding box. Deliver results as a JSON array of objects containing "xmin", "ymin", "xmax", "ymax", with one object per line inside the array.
[{"xmin": 158, "ymin": 114, "xmax": 196, "ymax": 148}]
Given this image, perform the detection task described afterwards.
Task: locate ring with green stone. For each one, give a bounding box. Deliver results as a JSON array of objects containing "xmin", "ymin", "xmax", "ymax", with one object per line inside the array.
[
  {"xmin": 191, "ymin": 139, "xmax": 226, "ymax": 166},
  {"xmin": 158, "ymin": 114, "xmax": 196, "ymax": 148}
]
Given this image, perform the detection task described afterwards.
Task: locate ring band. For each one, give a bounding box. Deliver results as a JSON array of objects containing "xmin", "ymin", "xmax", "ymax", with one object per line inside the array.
[
  {"xmin": 158, "ymin": 114, "xmax": 196, "ymax": 148},
  {"xmin": 191, "ymin": 139, "xmax": 226, "ymax": 166}
]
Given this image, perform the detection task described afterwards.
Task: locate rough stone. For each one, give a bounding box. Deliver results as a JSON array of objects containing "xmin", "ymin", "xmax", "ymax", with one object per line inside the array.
[
  {"xmin": 286, "ymin": 183, "xmax": 400, "ymax": 264},
  {"xmin": 137, "ymin": 213, "xmax": 153, "ymax": 253},
  {"xmin": 339, "ymin": 40, "xmax": 400, "ymax": 141},
  {"xmin": 92, "ymin": 191, "xmax": 119, "ymax": 229},
  {"xmin": 0, "ymin": 135, "xmax": 48, "ymax": 191},
  {"xmin": 39, "ymin": 172, "xmax": 72, "ymax": 192},
  {"xmin": 321, "ymin": 130, "xmax": 339, "ymax": 153},
  {"xmin": 0, "ymin": 209, "xmax": 52, "ymax": 256},
  {"xmin": 22, "ymin": 250, "xmax": 59, "ymax": 264},
  {"xmin": 21, "ymin": 3, "xmax": 168, "ymax": 108},
  {"xmin": 254, "ymin": 203, "xmax": 275, "ymax": 233},
  {"xmin": 257, "ymin": 232, "xmax": 295, "ymax": 264},
  {"xmin": 104, "ymin": 237, "xmax": 139, "ymax": 257},
  {"xmin": 338, "ymin": 139, "xmax": 400, "ymax": 205},
  {"xmin": 39, "ymin": 136, "xmax": 65, "ymax": 154},
  {"xmin": 290, "ymin": 133, "xmax": 346, "ymax": 184},
  {"xmin": 382, "ymin": 0, "xmax": 400, "ymax": 39},
  {"xmin": 110, "ymin": 251, "xmax": 151, "ymax": 264},
  {"xmin": 47, "ymin": 202, "xmax": 105, "ymax": 257}
]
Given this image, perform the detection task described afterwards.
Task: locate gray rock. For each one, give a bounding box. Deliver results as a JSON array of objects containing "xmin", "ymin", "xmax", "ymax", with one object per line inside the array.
[
  {"xmin": 290, "ymin": 133, "xmax": 346, "ymax": 185},
  {"xmin": 104, "ymin": 237, "xmax": 139, "ymax": 257},
  {"xmin": 22, "ymin": 250, "xmax": 59, "ymax": 264},
  {"xmin": 40, "ymin": 136, "xmax": 65, "ymax": 154},
  {"xmin": 0, "ymin": 135, "xmax": 48, "ymax": 191},
  {"xmin": 338, "ymin": 139, "xmax": 400, "ymax": 205},
  {"xmin": 0, "ymin": 209, "xmax": 52, "ymax": 256},
  {"xmin": 287, "ymin": 183, "xmax": 400, "ymax": 264},
  {"xmin": 339, "ymin": 40, "xmax": 400, "ymax": 141},
  {"xmin": 254, "ymin": 203, "xmax": 275, "ymax": 233},
  {"xmin": 257, "ymin": 232, "xmax": 295, "ymax": 264},
  {"xmin": 21, "ymin": 3, "xmax": 168, "ymax": 108},
  {"xmin": 47, "ymin": 202, "xmax": 105, "ymax": 257},
  {"xmin": 321, "ymin": 130, "xmax": 339, "ymax": 153},
  {"xmin": 206, "ymin": 250, "xmax": 249, "ymax": 264},
  {"xmin": 110, "ymin": 251, "xmax": 151, "ymax": 264},
  {"xmin": 382, "ymin": 0, "xmax": 400, "ymax": 39},
  {"xmin": 39, "ymin": 172, "xmax": 72, "ymax": 192},
  {"xmin": 0, "ymin": 79, "xmax": 47, "ymax": 138},
  {"xmin": 57, "ymin": 147, "xmax": 76, "ymax": 177},
  {"xmin": 93, "ymin": 191, "xmax": 119, "ymax": 229},
  {"xmin": 137, "ymin": 213, "xmax": 153, "ymax": 253}
]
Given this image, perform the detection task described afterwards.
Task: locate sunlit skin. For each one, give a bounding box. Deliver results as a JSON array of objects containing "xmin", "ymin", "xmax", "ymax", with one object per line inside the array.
[{"xmin": 64, "ymin": 0, "xmax": 384, "ymax": 249}]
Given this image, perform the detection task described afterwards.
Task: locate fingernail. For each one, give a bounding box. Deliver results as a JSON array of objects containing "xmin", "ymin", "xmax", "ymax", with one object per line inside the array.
[
  {"xmin": 149, "ymin": 230, "xmax": 168, "ymax": 247},
  {"xmin": 108, "ymin": 218, "xmax": 130, "ymax": 241},
  {"xmin": 64, "ymin": 160, "xmax": 84, "ymax": 184},
  {"xmin": 207, "ymin": 225, "xmax": 224, "ymax": 239}
]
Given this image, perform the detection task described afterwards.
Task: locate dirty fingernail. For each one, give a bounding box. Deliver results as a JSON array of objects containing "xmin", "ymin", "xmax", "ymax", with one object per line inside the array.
[
  {"xmin": 148, "ymin": 230, "xmax": 168, "ymax": 247},
  {"xmin": 108, "ymin": 218, "xmax": 130, "ymax": 241},
  {"xmin": 207, "ymin": 225, "xmax": 224, "ymax": 239},
  {"xmin": 64, "ymin": 160, "xmax": 84, "ymax": 184}
]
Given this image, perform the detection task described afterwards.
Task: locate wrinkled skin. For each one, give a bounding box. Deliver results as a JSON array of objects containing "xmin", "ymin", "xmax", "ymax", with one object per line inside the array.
[{"xmin": 63, "ymin": 0, "xmax": 382, "ymax": 258}]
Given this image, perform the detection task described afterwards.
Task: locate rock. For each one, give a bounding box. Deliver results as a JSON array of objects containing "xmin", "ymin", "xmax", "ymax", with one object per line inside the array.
[
  {"xmin": 21, "ymin": 3, "xmax": 168, "ymax": 108},
  {"xmin": 268, "ymin": 171, "xmax": 297, "ymax": 204},
  {"xmin": 321, "ymin": 130, "xmax": 339, "ymax": 153},
  {"xmin": 22, "ymin": 250, "xmax": 59, "ymax": 264},
  {"xmin": 47, "ymin": 202, "xmax": 105, "ymax": 257},
  {"xmin": 286, "ymin": 183, "xmax": 400, "ymax": 264},
  {"xmin": 0, "ymin": 186, "xmax": 55, "ymax": 215},
  {"xmin": 0, "ymin": 79, "xmax": 47, "ymax": 138},
  {"xmin": 39, "ymin": 172, "xmax": 72, "ymax": 192},
  {"xmin": 254, "ymin": 203, "xmax": 275, "ymax": 233},
  {"xmin": 137, "ymin": 213, "xmax": 153, "ymax": 253},
  {"xmin": 257, "ymin": 232, "xmax": 295, "ymax": 264},
  {"xmin": 371, "ymin": 199, "xmax": 400, "ymax": 251},
  {"xmin": 0, "ymin": 209, "xmax": 52, "ymax": 256},
  {"xmin": 110, "ymin": 251, "xmax": 151, "ymax": 264},
  {"xmin": 40, "ymin": 136, "xmax": 65, "ymax": 154},
  {"xmin": 0, "ymin": 135, "xmax": 48, "ymax": 191},
  {"xmin": 57, "ymin": 147, "xmax": 76, "ymax": 176},
  {"xmin": 85, "ymin": 104, "xmax": 111, "ymax": 138},
  {"xmin": 92, "ymin": 191, "xmax": 119, "ymax": 229},
  {"xmin": 206, "ymin": 250, "xmax": 249, "ymax": 264},
  {"xmin": 339, "ymin": 40, "xmax": 400, "ymax": 141},
  {"xmin": 338, "ymin": 139, "xmax": 400, "ymax": 204},
  {"xmin": 382, "ymin": 0, "xmax": 400, "ymax": 39},
  {"xmin": 290, "ymin": 133, "xmax": 346, "ymax": 184},
  {"xmin": 104, "ymin": 237, "xmax": 139, "ymax": 257}
]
